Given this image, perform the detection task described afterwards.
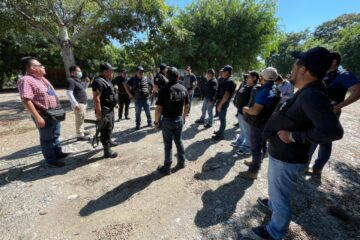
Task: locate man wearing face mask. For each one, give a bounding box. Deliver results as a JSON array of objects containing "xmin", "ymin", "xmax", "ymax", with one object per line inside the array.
[
  {"xmin": 66, "ymin": 65, "xmax": 90, "ymax": 141},
  {"xmin": 92, "ymin": 63, "xmax": 118, "ymax": 158}
]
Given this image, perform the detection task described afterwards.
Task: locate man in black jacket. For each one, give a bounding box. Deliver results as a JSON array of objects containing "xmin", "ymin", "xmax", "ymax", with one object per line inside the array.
[
  {"xmin": 112, "ymin": 69, "xmax": 130, "ymax": 121},
  {"xmin": 195, "ymin": 68, "xmax": 218, "ymax": 128},
  {"xmin": 243, "ymin": 47, "xmax": 344, "ymax": 240}
]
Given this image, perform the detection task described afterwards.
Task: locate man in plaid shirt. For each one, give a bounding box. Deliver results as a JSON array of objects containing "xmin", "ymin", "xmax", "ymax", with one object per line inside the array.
[{"xmin": 17, "ymin": 57, "xmax": 69, "ymax": 167}]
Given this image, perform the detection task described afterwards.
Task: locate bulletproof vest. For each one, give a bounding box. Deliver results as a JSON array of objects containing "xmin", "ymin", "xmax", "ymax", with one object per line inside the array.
[
  {"xmin": 323, "ymin": 70, "xmax": 344, "ymax": 105},
  {"xmin": 133, "ymin": 77, "xmax": 150, "ymax": 99},
  {"xmin": 96, "ymin": 76, "xmax": 118, "ymax": 109}
]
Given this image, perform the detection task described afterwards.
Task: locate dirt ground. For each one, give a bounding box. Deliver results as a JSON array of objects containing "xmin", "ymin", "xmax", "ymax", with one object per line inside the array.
[{"xmin": 0, "ymin": 89, "xmax": 359, "ymax": 240}]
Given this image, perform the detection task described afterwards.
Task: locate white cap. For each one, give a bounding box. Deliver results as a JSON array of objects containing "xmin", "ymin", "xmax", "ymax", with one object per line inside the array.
[{"xmin": 261, "ymin": 67, "xmax": 278, "ymax": 81}]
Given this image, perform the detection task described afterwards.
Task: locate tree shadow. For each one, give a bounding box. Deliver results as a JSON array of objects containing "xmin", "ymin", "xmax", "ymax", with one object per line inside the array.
[
  {"xmin": 112, "ymin": 127, "xmax": 157, "ymax": 143},
  {"xmin": 79, "ymin": 170, "xmax": 165, "ymax": 217},
  {"xmin": 182, "ymin": 123, "xmax": 207, "ymax": 140},
  {"xmin": 0, "ymin": 148, "xmax": 103, "ymax": 188},
  {"xmin": 194, "ymin": 176, "xmax": 254, "ymax": 228}
]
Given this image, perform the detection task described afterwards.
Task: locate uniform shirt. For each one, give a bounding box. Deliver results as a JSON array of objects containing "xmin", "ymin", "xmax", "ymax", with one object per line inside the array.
[
  {"xmin": 156, "ymin": 81, "xmax": 190, "ymax": 118},
  {"xmin": 126, "ymin": 76, "xmax": 154, "ymax": 99},
  {"xmin": 255, "ymin": 81, "xmax": 278, "ymax": 107},
  {"xmin": 92, "ymin": 75, "xmax": 117, "ymax": 109},
  {"xmin": 17, "ymin": 74, "xmax": 58, "ymax": 111},
  {"xmin": 66, "ymin": 77, "xmax": 87, "ymax": 104},
  {"xmin": 216, "ymin": 77, "xmax": 236, "ymax": 108},
  {"xmin": 112, "ymin": 76, "xmax": 128, "ymax": 95},
  {"xmin": 154, "ymin": 72, "xmax": 168, "ymax": 90},
  {"xmin": 324, "ymin": 68, "xmax": 360, "ymax": 105},
  {"xmin": 203, "ymin": 78, "xmax": 218, "ymax": 102},
  {"xmin": 183, "ymin": 73, "xmax": 197, "ymax": 90}
]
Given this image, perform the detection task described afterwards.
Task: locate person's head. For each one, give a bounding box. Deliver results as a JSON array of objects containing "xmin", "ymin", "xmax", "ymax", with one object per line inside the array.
[
  {"xmin": 218, "ymin": 68, "xmax": 223, "ymax": 78},
  {"xmin": 21, "ymin": 56, "xmax": 46, "ymax": 77},
  {"xmin": 221, "ymin": 65, "xmax": 232, "ymax": 78},
  {"xmin": 185, "ymin": 66, "xmax": 192, "ymax": 75},
  {"xmin": 261, "ymin": 67, "xmax": 278, "ymax": 82},
  {"xmin": 275, "ymin": 74, "xmax": 284, "ymax": 85},
  {"xmin": 99, "ymin": 62, "xmax": 116, "ymax": 80},
  {"xmin": 159, "ymin": 63, "xmax": 168, "ymax": 74},
  {"xmin": 166, "ymin": 67, "xmax": 180, "ymax": 82},
  {"xmin": 290, "ymin": 47, "xmax": 333, "ymax": 88},
  {"xmin": 69, "ymin": 65, "xmax": 82, "ymax": 79},
  {"xmin": 136, "ymin": 66, "xmax": 145, "ymax": 79},
  {"xmin": 245, "ymin": 71, "xmax": 259, "ymax": 86},
  {"xmin": 120, "ymin": 69, "xmax": 127, "ymax": 77},
  {"xmin": 328, "ymin": 52, "xmax": 341, "ymax": 72},
  {"xmin": 207, "ymin": 68, "xmax": 215, "ymax": 80}
]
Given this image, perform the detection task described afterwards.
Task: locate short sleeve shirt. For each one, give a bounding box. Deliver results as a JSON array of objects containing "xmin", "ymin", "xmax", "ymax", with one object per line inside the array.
[
  {"xmin": 112, "ymin": 76, "xmax": 128, "ymax": 94},
  {"xmin": 92, "ymin": 75, "xmax": 117, "ymax": 108},
  {"xmin": 255, "ymin": 81, "xmax": 277, "ymax": 107},
  {"xmin": 17, "ymin": 74, "xmax": 58, "ymax": 110},
  {"xmin": 217, "ymin": 77, "xmax": 236, "ymax": 108},
  {"xmin": 154, "ymin": 72, "xmax": 168, "ymax": 90},
  {"xmin": 66, "ymin": 77, "xmax": 87, "ymax": 104},
  {"xmin": 183, "ymin": 73, "xmax": 197, "ymax": 90},
  {"xmin": 156, "ymin": 82, "xmax": 190, "ymax": 117}
]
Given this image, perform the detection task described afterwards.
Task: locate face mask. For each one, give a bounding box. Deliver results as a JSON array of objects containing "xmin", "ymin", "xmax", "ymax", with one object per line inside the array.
[{"xmin": 76, "ymin": 72, "xmax": 83, "ymax": 79}]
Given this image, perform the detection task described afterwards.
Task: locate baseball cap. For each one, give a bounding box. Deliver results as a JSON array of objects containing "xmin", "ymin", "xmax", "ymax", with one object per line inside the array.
[
  {"xmin": 244, "ymin": 71, "xmax": 259, "ymax": 80},
  {"xmin": 159, "ymin": 63, "xmax": 167, "ymax": 71},
  {"xmin": 261, "ymin": 67, "xmax": 278, "ymax": 81},
  {"xmin": 99, "ymin": 62, "xmax": 116, "ymax": 72},
  {"xmin": 222, "ymin": 65, "xmax": 233, "ymax": 73},
  {"xmin": 291, "ymin": 47, "xmax": 333, "ymax": 78},
  {"xmin": 136, "ymin": 66, "xmax": 145, "ymax": 72}
]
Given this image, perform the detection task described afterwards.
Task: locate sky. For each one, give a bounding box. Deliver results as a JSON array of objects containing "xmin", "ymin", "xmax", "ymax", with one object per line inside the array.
[{"xmin": 166, "ymin": 0, "xmax": 360, "ymax": 33}]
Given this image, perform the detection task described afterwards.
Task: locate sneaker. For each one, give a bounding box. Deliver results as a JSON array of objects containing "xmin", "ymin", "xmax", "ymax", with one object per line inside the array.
[
  {"xmin": 103, "ymin": 150, "xmax": 118, "ymax": 158},
  {"xmin": 157, "ymin": 165, "xmax": 171, "ymax": 175},
  {"xmin": 56, "ymin": 152, "xmax": 70, "ymax": 160},
  {"xmin": 125, "ymin": 116, "xmax": 130, "ymax": 120},
  {"xmin": 77, "ymin": 136, "xmax": 91, "ymax": 141},
  {"xmin": 233, "ymin": 122, "xmax": 239, "ymax": 127},
  {"xmin": 238, "ymin": 170, "xmax": 258, "ymax": 179},
  {"xmin": 176, "ymin": 161, "xmax": 185, "ymax": 169},
  {"xmin": 47, "ymin": 161, "xmax": 65, "ymax": 167},
  {"xmin": 212, "ymin": 135, "xmax": 224, "ymax": 140},
  {"xmin": 236, "ymin": 149, "xmax": 251, "ymax": 156},
  {"xmin": 195, "ymin": 119, "xmax": 205, "ymax": 124},
  {"xmin": 306, "ymin": 168, "xmax": 322, "ymax": 176},
  {"xmin": 241, "ymin": 226, "xmax": 274, "ymax": 240},
  {"xmin": 257, "ymin": 197, "xmax": 272, "ymax": 213},
  {"xmin": 213, "ymin": 130, "xmax": 219, "ymax": 134},
  {"xmin": 204, "ymin": 124, "xmax": 212, "ymax": 128},
  {"xmin": 244, "ymin": 159, "xmax": 252, "ymax": 167},
  {"xmin": 84, "ymin": 131, "xmax": 91, "ymax": 136}
]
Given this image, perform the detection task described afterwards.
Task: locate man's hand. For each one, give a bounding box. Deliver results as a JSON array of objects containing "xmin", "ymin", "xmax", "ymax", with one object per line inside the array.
[
  {"xmin": 95, "ymin": 111, "xmax": 102, "ymax": 120},
  {"xmin": 74, "ymin": 105, "xmax": 81, "ymax": 112},
  {"xmin": 242, "ymin": 106, "xmax": 249, "ymax": 114},
  {"xmin": 35, "ymin": 116, "xmax": 46, "ymax": 128},
  {"xmin": 216, "ymin": 104, "xmax": 222, "ymax": 113},
  {"xmin": 333, "ymin": 104, "xmax": 342, "ymax": 113},
  {"xmin": 277, "ymin": 130, "xmax": 293, "ymax": 144}
]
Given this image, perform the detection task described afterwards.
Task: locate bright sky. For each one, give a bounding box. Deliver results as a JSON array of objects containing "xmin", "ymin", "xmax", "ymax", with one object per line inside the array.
[{"xmin": 167, "ymin": 0, "xmax": 360, "ymax": 33}]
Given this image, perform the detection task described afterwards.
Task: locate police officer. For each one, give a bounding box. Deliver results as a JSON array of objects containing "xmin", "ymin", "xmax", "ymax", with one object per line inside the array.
[
  {"xmin": 92, "ymin": 63, "xmax": 118, "ymax": 158},
  {"xmin": 212, "ymin": 65, "xmax": 236, "ymax": 140},
  {"xmin": 154, "ymin": 63, "xmax": 168, "ymax": 93},
  {"xmin": 112, "ymin": 69, "xmax": 130, "ymax": 121},
  {"xmin": 183, "ymin": 66, "xmax": 197, "ymax": 114},
  {"xmin": 244, "ymin": 47, "xmax": 344, "ymax": 240},
  {"xmin": 308, "ymin": 52, "xmax": 360, "ymax": 176},
  {"xmin": 154, "ymin": 67, "xmax": 190, "ymax": 175},
  {"xmin": 239, "ymin": 67, "xmax": 281, "ymax": 179}
]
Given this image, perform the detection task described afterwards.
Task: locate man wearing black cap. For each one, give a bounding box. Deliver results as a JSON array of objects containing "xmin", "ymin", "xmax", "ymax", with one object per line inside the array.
[
  {"xmin": 183, "ymin": 66, "xmax": 197, "ymax": 114},
  {"xmin": 92, "ymin": 62, "xmax": 118, "ymax": 158},
  {"xmin": 125, "ymin": 66, "xmax": 154, "ymax": 130},
  {"xmin": 212, "ymin": 65, "xmax": 236, "ymax": 140},
  {"xmin": 112, "ymin": 69, "xmax": 130, "ymax": 121},
  {"xmin": 243, "ymin": 47, "xmax": 344, "ymax": 240},
  {"xmin": 308, "ymin": 52, "xmax": 360, "ymax": 176},
  {"xmin": 154, "ymin": 64, "xmax": 168, "ymax": 93},
  {"xmin": 154, "ymin": 67, "xmax": 190, "ymax": 175}
]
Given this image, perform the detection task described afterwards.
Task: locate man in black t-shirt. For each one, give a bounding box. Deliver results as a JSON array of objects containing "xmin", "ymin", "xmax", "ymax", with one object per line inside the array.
[
  {"xmin": 92, "ymin": 62, "xmax": 118, "ymax": 158},
  {"xmin": 66, "ymin": 65, "xmax": 90, "ymax": 141},
  {"xmin": 183, "ymin": 66, "xmax": 197, "ymax": 114},
  {"xmin": 112, "ymin": 69, "xmax": 130, "ymax": 121},
  {"xmin": 212, "ymin": 65, "xmax": 237, "ymax": 140},
  {"xmin": 154, "ymin": 67, "xmax": 190, "ymax": 175},
  {"xmin": 125, "ymin": 66, "xmax": 154, "ymax": 130},
  {"xmin": 154, "ymin": 63, "xmax": 168, "ymax": 93}
]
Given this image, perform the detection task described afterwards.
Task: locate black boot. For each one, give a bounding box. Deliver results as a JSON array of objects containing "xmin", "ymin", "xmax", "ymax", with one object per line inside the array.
[{"xmin": 103, "ymin": 147, "xmax": 118, "ymax": 158}]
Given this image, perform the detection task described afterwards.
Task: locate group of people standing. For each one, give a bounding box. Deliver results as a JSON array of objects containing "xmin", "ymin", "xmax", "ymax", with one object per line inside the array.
[{"xmin": 16, "ymin": 45, "xmax": 360, "ymax": 240}]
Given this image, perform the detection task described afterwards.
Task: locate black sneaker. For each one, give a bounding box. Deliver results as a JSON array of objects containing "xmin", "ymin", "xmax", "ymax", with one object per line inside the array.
[
  {"xmin": 84, "ymin": 131, "xmax": 91, "ymax": 136},
  {"xmin": 213, "ymin": 130, "xmax": 219, "ymax": 134},
  {"xmin": 234, "ymin": 122, "xmax": 239, "ymax": 127},
  {"xmin": 125, "ymin": 116, "xmax": 130, "ymax": 120},
  {"xmin": 56, "ymin": 152, "xmax": 70, "ymax": 160},
  {"xmin": 204, "ymin": 124, "xmax": 212, "ymax": 128},
  {"xmin": 157, "ymin": 165, "xmax": 171, "ymax": 175},
  {"xmin": 212, "ymin": 135, "xmax": 224, "ymax": 140},
  {"xmin": 176, "ymin": 162, "xmax": 185, "ymax": 169},
  {"xmin": 251, "ymin": 226, "xmax": 274, "ymax": 240},
  {"xmin": 257, "ymin": 197, "xmax": 272, "ymax": 213},
  {"xmin": 47, "ymin": 161, "xmax": 65, "ymax": 167},
  {"xmin": 104, "ymin": 150, "xmax": 118, "ymax": 158},
  {"xmin": 195, "ymin": 119, "xmax": 205, "ymax": 124}
]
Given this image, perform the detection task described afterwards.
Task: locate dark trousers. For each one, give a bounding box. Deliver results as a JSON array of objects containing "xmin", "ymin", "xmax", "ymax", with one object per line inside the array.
[
  {"xmin": 118, "ymin": 94, "xmax": 130, "ymax": 119},
  {"xmin": 308, "ymin": 143, "xmax": 332, "ymax": 171},
  {"xmin": 161, "ymin": 117, "xmax": 186, "ymax": 167},
  {"xmin": 249, "ymin": 125, "xmax": 267, "ymax": 173},
  {"xmin": 100, "ymin": 110, "xmax": 114, "ymax": 149}
]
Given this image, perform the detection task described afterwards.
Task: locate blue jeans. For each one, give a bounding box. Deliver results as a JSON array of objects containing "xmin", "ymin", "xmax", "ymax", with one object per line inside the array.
[
  {"xmin": 308, "ymin": 143, "xmax": 332, "ymax": 171},
  {"xmin": 248, "ymin": 125, "xmax": 267, "ymax": 172},
  {"xmin": 266, "ymin": 155, "xmax": 307, "ymax": 240},
  {"xmin": 188, "ymin": 90, "xmax": 194, "ymax": 112},
  {"xmin": 161, "ymin": 117, "xmax": 186, "ymax": 166},
  {"xmin": 235, "ymin": 113, "xmax": 251, "ymax": 152},
  {"xmin": 216, "ymin": 107, "xmax": 228, "ymax": 137},
  {"xmin": 37, "ymin": 118, "xmax": 62, "ymax": 163},
  {"xmin": 135, "ymin": 99, "xmax": 152, "ymax": 126},
  {"xmin": 199, "ymin": 98, "xmax": 214, "ymax": 125}
]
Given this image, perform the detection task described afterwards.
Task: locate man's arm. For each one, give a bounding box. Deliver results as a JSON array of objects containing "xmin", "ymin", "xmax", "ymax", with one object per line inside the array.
[
  {"xmin": 124, "ymin": 84, "xmax": 135, "ymax": 100},
  {"xmin": 243, "ymin": 104, "xmax": 264, "ymax": 116},
  {"xmin": 216, "ymin": 91, "xmax": 230, "ymax": 112},
  {"xmin": 334, "ymin": 83, "xmax": 360, "ymax": 113},
  {"xmin": 92, "ymin": 91, "xmax": 102, "ymax": 120},
  {"xmin": 183, "ymin": 104, "xmax": 190, "ymax": 122},
  {"xmin": 22, "ymin": 99, "xmax": 45, "ymax": 128}
]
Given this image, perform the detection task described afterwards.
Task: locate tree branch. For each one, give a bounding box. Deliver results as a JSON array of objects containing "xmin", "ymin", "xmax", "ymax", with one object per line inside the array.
[
  {"xmin": 67, "ymin": 1, "xmax": 86, "ymax": 27},
  {"xmin": 47, "ymin": 0, "xmax": 64, "ymax": 26}
]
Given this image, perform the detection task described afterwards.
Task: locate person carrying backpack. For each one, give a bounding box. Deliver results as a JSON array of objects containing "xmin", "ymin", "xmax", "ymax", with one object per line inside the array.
[{"xmin": 125, "ymin": 66, "xmax": 154, "ymax": 130}]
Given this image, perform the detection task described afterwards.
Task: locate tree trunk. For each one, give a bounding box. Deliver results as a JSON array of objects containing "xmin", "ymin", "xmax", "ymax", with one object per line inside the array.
[{"xmin": 59, "ymin": 26, "xmax": 76, "ymax": 78}]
